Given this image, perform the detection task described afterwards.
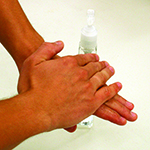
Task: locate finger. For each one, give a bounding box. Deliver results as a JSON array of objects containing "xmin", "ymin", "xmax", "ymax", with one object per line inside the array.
[
  {"xmin": 103, "ymin": 84, "xmax": 134, "ymax": 110},
  {"xmin": 90, "ymin": 66, "xmax": 115, "ymax": 90},
  {"xmin": 64, "ymin": 125, "xmax": 77, "ymax": 133},
  {"xmin": 114, "ymin": 94, "xmax": 134, "ymax": 110},
  {"xmin": 75, "ymin": 53, "xmax": 99, "ymax": 66},
  {"xmin": 95, "ymin": 82, "xmax": 122, "ymax": 106},
  {"xmin": 83, "ymin": 61, "xmax": 107, "ymax": 79},
  {"xmin": 94, "ymin": 104, "xmax": 127, "ymax": 125},
  {"xmin": 26, "ymin": 41, "xmax": 64, "ymax": 66},
  {"xmin": 105, "ymin": 98, "xmax": 138, "ymax": 121}
]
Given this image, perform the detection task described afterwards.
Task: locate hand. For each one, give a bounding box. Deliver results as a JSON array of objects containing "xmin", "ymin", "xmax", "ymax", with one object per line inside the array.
[
  {"xmin": 65, "ymin": 94, "xmax": 137, "ymax": 132},
  {"xmin": 51, "ymin": 45, "xmax": 137, "ymax": 127},
  {"xmin": 18, "ymin": 41, "xmax": 122, "ymax": 131},
  {"xmin": 94, "ymin": 93, "xmax": 137, "ymax": 124}
]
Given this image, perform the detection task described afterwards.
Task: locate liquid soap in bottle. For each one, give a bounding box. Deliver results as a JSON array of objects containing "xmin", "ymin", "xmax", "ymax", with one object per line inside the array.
[{"xmin": 78, "ymin": 9, "xmax": 98, "ymax": 128}]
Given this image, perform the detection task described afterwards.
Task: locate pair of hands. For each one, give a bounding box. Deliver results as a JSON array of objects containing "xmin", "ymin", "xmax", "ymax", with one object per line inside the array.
[{"xmin": 18, "ymin": 41, "xmax": 137, "ymax": 132}]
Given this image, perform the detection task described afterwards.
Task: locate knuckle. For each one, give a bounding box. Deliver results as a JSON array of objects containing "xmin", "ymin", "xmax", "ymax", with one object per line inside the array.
[
  {"xmin": 69, "ymin": 57, "xmax": 78, "ymax": 65},
  {"xmin": 78, "ymin": 68, "xmax": 89, "ymax": 80},
  {"xmin": 100, "ymin": 61, "xmax": 107, "ymax": 69},
  {"xmin": 103, "ymin": 84, "xmax": 118, "ymax": 99},
  {"xmin": 96, "ymin": 62, "xmax": 101, "ymax": 70},
  {"xmin": 84, "ymin": 81, "xmax": 93, "ymax": 90},
  {"xmin": 92, "ymin": 75, "xmax": 101, "ymax": 85},
  {"xmin": 87, "ymin": 53, "xmax": 97, "ymax": 61},
  {"xmin": 99, "ymin": 72, "xmax": 107, "ymax": 84},
  {"xmin": 82, "ymin": 53, "xmax": 91, "ymax": 60},
  {"xmin": 62, "ymin": 56, "xmax": 77, "ymax": 67},
  {"xmin": 71, "ymin": 69, "xmax": 88, "ymax": 83},
  {"xmin": 91, "ymin": 62, "xmax": 100, "ymax": 71},
  {"xmin": 95, "ymin": 62, "xmax": 104, "ymax": 72},
  {"xmin": 80, "ymin": 54, "xmax": 87, "ymax": 60},
  {"xmin": 104, "ymin": 86, "xmax": 111, "ymax": 97}
]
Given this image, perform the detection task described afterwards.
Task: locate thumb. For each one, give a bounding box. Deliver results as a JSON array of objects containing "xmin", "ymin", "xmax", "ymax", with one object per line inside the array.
[{"xmin": 29, "ymin": 41, "xmax": 64, "ymax": 65}]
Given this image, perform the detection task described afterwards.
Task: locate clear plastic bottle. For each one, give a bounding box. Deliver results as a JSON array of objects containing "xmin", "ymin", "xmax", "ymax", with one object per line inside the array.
[{"xmin": 78, "ymin": 9, "xmax": 98, "ymax": 128}]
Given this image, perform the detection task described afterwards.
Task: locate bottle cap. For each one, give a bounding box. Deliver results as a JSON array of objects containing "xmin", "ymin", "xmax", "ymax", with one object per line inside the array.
[{"xmin": 80, "ymin": 9, "xmax": 97, "ymax": 49}]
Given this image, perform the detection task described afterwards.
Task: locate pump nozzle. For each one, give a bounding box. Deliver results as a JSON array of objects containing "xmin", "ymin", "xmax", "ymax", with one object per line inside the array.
[
  {"xmin": 87, "ymin": 9, "xmax": 95, "ymax": 26},
  {"xmin": 78, "ymin": 9, "xmax": 97, "ymax": 54}
]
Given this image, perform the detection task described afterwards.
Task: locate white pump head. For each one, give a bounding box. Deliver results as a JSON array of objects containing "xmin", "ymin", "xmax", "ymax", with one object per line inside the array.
[
  {"xmin": 87, "ymin": 9, "xmax": 95, "ymax": 26},
  {"xmin": 79, "ymin": 9, "xmax": 97, "ymax": 49}
]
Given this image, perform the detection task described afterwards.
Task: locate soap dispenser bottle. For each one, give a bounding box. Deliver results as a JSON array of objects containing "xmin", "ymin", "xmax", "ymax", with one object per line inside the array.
[{"xmin": 78, "ymin": 9, "xmax": 98, "ymax": 128}]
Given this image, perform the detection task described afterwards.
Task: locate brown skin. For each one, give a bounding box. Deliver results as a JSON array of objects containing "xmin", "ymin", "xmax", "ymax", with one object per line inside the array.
[
  {"xmin": 0, "ymin": 42, "xmax": 121, "ymax": 149},
  {"xmin": 0, "ymin": 0, "xmax": 137, "ymax": 126},
  {"xmin": 0, "ymin": 42, "xmax": 137, "ymax": 150},
  {"xmin": 0, "ymin": 0, "xmax": 44, "ymax": 70},
  {"xmin": 18, "ymin": 42, "xmax": 121, "ymax": 129},
  {"xmin": 18, "ymin": 42, "xmax": 137, "ymax": 129},
  {"xmin": 0, "ymin": 0, "xmax": 137, "ymax": 149}
]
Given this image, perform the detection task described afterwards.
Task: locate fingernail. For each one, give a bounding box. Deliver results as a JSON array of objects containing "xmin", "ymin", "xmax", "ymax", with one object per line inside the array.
[
  {"xmin": 126, "ymin": 101, "xmax": 133, "ymax": 109},
  {"xmin": 108, "ymin": 66, "xmax": 114, "ymax": 73},
  {"xmin": 55, "ymin": 41, "xmax": 63, "ymax": 45},
  {"xmin": 131, "ymin": 112, "xmax": 137, "ymax": 118},
  {"xmin": 95, "ymin": 55, "xmax": 99, "ymax": 61},
  {"xmin": 120, "ymin": 117, "xmax": 127, "ymax": 123},
  {"xmin": 116, "ymin": 82, "xmax": 122, "ymax": 89},
  {"xmin": 105, "ymin": 61, "xmax": 109, "ymax": 67}
]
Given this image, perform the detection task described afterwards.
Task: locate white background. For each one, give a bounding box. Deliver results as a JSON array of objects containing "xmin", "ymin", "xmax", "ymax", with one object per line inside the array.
[{"xmin": 0, "ymin": 0, "xmax": 150, "ymax": 149}]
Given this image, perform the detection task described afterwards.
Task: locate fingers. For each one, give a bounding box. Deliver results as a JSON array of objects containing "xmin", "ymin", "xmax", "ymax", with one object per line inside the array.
[
  {"xmin": 105, "ymin": 96, "xmax": 137, "ymax": 121},
  {"xmin": 94, "ymin": 91, "xmax": 137, "ymax": 125},
  {"xmin": 95, "ymin": 82, "xmax": 122, "ymax": 106},
  {"xmin": 83, "ymin": 61, "xmax": 107, "ymax": 79},
  {"xmin": 25, "ymin": 41, "xmax": 64, "ymax": 66},
  {"xmin": 94, "ymin": 104, "xmax": 127, "ymax": 125},
  {"xmin": 75, "ymin": 53, "xmax": 99, "ymax": 66},
  {"xmin": 90, "ymin": 65, "xmax": 115, "ymax": 90},
  {"xmin": 114, "ymin": 94, "xmax": 134, "ymax": 110}
]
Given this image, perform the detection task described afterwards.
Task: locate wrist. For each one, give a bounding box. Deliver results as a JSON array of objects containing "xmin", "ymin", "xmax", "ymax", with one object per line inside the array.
[
  {"xmin": 15, "ymin": 30, "xmax": 44, "ymax": 70},
  {"xmin": 19, "ymin": 90, "xmax": 52, "ymax": 133}
]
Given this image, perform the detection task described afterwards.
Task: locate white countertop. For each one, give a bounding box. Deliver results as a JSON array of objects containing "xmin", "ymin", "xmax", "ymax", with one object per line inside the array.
[{"xmin": 0, "ymin": 0, "xmax": 150, "ymax": 149}]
